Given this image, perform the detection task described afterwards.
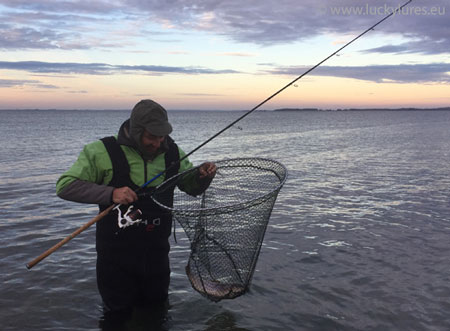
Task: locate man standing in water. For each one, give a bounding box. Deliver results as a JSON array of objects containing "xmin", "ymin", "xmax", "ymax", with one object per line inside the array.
[{"xmin": 56, "ymin": 99, "xmax": 216, "ymax": 326}]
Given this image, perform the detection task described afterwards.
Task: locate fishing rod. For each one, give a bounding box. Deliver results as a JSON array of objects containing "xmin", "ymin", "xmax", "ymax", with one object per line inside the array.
[
  {"xmin": 180, "ymin": 0, "xmax": 413, "ymax": 162},
  {"xmin": 141, "ymin": 0, "xmax": 414, "ymax": 185},
  {"xmin": 26, "ymin": 0, "xmax": 412, "ymax": 269}
]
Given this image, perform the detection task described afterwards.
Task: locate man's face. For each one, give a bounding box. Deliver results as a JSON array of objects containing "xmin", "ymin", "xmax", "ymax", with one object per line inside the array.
[{"xmin": 140, "ymin": 130, "xmax": 165, "ymax": 155}]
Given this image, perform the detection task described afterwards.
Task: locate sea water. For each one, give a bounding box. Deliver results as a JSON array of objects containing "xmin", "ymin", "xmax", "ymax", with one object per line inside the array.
[{"xmin": 1, "ymin": 109, "xmax": 450, "ymax": 330}]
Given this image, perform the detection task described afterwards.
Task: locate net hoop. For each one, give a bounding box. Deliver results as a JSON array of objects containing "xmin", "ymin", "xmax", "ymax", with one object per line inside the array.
[{"xmin": 151, "ymin": 157, "xmax": 287, "ymax": 216}]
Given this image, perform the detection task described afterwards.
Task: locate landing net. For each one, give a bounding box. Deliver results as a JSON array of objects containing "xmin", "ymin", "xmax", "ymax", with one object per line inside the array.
[{"xmin": 152, "ymin": 158, "xmax": 287, "ymax": 302}]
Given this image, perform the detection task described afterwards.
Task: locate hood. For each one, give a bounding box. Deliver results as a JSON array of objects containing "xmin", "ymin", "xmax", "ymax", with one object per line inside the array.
[{"xmin": 117, "ymin": 119, "xmax": 170, "ymax": 160}]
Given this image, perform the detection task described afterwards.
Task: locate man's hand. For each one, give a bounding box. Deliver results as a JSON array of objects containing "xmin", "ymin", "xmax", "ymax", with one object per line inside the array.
[
  {"xmin": 199, "ymin": 162, "xmax": 217, "ymax": 179},
  {"xmin": 112, "ymin": 186, "xmax": 138, "ymax": 204}
]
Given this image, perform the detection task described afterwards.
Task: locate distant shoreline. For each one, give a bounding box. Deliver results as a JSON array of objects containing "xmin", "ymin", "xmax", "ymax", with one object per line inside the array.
[
  {"xmin": 1, "ymin": 107, "xmax": 450, "ymax": 112},
  {"xmin": 273, "ymin": 107, "xmax": 450, "ymax": 112}
]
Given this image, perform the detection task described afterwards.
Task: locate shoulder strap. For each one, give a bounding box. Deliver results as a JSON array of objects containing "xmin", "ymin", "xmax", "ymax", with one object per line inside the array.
[
  {"xmin": 100, "ymin": 136, "xmax": 132, "ymax": 187},
  {"xmin": 164, "ymin": 136, "xmax": 180, "ymax": 180},
  {"xmin": 101, "ymin": 135, "xmax": 180, "ymax": 186}
]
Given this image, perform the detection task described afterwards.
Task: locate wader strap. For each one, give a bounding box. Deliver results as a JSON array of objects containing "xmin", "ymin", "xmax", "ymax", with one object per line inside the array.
[
  {"xmin": 101, "ymin": 135, "xmax": 180, "ymax": 188},
  {"xmin": 164, "ymin": 136, "xmax": 180, "ymax": 243},
  {"xmin": 100, "ymin": 136, "xmax": 131, "ymax": 186},
  {"xmin": 164, "ymin": 136, "xmax": 180, "ymax": 178}
]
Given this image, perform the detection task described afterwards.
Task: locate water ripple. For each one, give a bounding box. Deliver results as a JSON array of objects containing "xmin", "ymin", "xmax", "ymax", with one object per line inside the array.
[{"xmin": 2, "ymin": 110, "xmax": 450, "ymax": 330}]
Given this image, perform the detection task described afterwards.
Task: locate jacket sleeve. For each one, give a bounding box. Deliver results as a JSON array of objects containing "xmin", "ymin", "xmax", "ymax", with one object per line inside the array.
[
  {"xmin": 178, "ymin": 170, "xmax": 213, "ymax": 197},
  {"xmin": 175, "ymin": 148, "xmax": 214, "ymax": 197},
  {"xmin": 56, "ymin": 141, "xmax": 114, "ymax": 204},
  {"xmin": 57, "ymin": 179, "xmax": 114, "ymax": 205}
]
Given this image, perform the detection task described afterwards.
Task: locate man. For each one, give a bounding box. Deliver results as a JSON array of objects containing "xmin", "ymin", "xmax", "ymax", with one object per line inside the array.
[{"xmin": 56, "ymin": 99, "xmax": 216, "ymax": 324}]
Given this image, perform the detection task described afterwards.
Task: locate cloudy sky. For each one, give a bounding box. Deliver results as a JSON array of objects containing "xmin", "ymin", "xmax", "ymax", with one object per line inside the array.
[{"xmin": 0, "ymin": 0, "xmax": 448, "ymax": 110}]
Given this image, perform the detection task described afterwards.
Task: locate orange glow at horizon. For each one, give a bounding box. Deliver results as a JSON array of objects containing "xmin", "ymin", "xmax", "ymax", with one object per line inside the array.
[{"xmin": 1, "ymin": 72, "xmax": 449, "ymax": 110}]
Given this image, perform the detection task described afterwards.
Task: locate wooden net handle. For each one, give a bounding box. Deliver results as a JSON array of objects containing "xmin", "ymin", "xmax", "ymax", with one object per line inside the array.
[{"xmin": 26, "ymin": 204, "xmax": 115, "ymax": 269}]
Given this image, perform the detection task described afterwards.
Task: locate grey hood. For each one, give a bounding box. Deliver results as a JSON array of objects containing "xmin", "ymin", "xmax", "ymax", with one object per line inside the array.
[{"xmin": 117, "ymin": 119, "xmax": 170, "ymax": 159}]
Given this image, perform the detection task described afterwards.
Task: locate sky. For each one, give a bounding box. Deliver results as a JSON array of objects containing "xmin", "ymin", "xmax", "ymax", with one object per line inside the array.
[{"xmin": 0, "ymin": 0, "xmax": 449, "ymax": 110}]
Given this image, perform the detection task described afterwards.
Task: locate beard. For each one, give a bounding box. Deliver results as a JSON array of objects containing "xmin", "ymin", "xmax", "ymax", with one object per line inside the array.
[{"xmin": 137, "ymin": 141, "xmax": 159, "ymax": 161}]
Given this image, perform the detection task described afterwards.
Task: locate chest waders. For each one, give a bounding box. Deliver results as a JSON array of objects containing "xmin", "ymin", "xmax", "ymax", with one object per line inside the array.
[{"xmin": 96, "ymin": 136, "xmax": 180, "ymax": 311}]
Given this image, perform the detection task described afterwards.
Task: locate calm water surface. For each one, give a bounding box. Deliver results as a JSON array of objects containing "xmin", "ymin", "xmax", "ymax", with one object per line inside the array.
[{"xmin": 1, "ymin": 109, "xmax": 450, "ymax": 330}]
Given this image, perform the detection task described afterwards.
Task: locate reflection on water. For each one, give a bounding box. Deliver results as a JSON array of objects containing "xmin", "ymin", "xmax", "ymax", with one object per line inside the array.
[
  {"xmin": 204, "ymin": 311, "xmax": 250, "ymax": 331},
  {"xmin": 1, "ymin": 109, "xmax": 450, "ymax": 330},
  {"xmin": 99, "ymin": 302, "xmax": 170, "ymax": 331}
]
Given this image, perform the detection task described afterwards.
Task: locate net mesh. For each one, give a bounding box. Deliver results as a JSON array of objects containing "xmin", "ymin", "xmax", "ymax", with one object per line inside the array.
[{"xmin": 152, "ymin": 158, "xmax": 287, "ymax": 302}]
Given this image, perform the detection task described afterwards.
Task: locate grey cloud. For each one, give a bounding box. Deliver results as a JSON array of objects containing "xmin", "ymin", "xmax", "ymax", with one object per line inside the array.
[
  {"xmin": 122, "ymin": 0, "xmax": 449, "ymax": 53},
  {"xmin": 67, "ymin": 90, "xmax": 89, "ymax": 94},
  {"xmin": 0, "ymin": 0, "xmax": 120, "ymax": 14},
  {"xmin": 0, "ymin": 61, "xmax": 239, "ymax": 75},
  {"xmin": 2, "ymin": 59, "xmax": 447, "ymax": 85},
  {"xmin": 0, "ymin": 6, "xmax": 128, "ymax": 50},
  {"xmin": 0, "ymin": 26, "xmax": 65, "ymax": 49},
  {"xmin": 34, "ymin": 83, "xmax": 59, "ymax": 89},
  {"xmin": 267, "ymin": 63, "xmax": 450, "ymax": 84},
  {"xmin": 0, "ymin": 0, "xmax": 448, "ymax": 54},
  {"xmin": 362, "ymin": 45, "xmax": 411, "ymax": 54},
  {"xmin": 363, "ymin": 39, "xmax": 450, "ymax": 55},
  {"xmin": 0, "ymin": 78, "xmax": 58, "ymax": 88},
  {"xmin": 124, "ymin": 0, "xmax": 322, "ymax": 45},
  {"xmin": 0, "ymin": 79, "xmax": 38, "ymax": 87}
]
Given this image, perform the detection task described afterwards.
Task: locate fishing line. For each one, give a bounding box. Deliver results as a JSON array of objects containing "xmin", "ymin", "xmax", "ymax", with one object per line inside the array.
[{"xmin": 26, "ymin": 0, "xmax": 412, "ymax": 269}]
